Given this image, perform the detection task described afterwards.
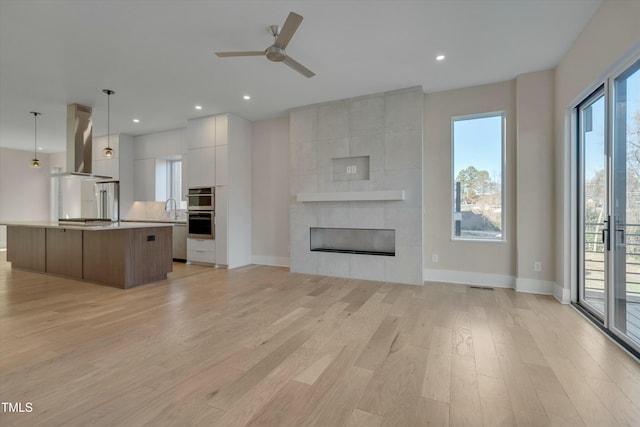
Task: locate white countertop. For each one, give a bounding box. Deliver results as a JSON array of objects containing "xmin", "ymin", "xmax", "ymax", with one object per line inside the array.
[
  {"xmin": 122, "ymin": 218, "xmax": 187, "ymax": 225},
  {"xmin": 1, "ymin": 221, "xmax": 174, "ymax": 231}
]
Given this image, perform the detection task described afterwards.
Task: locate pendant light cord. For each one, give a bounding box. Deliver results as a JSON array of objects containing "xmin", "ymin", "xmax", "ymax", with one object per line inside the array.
[
  {"xmin": 103, "ymin": 89, "xmax": 115, "ymax": 151},
  {"xmin": 31, "ymin": 111, "xmax": 40, "ymax": 157}
]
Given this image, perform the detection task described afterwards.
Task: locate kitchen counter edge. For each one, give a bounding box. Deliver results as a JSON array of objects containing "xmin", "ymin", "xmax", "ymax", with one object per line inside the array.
[{"xmin": 1, "ymin": 221, "xmax": 175, "ymax": 231}]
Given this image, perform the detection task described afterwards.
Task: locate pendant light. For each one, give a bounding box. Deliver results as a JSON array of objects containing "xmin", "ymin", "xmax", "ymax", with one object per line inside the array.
[
  {"xmin": 30, "ymin": 111, "xmax": 41, "ymax": 168},
  {"xmin": 103, "ymin": 89, "xmax": 115, "ymax": 158}
]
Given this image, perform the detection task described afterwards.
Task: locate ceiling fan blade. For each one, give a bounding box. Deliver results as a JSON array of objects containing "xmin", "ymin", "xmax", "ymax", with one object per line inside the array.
[
  {"xmin": 282, "ymin": 56, "xmax": 315, "ymax": 78},
  {"xmin": 275, "ymin": 12, "xmax": 303, "ymax": 49},
  {"xmin": 215, "ymin": 51, "xmax": 265, "ymax": 57}
]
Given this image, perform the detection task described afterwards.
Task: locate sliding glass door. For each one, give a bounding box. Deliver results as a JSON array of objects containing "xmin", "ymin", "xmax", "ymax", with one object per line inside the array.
[
  {"xmin": 611, "ymin": 58, "xmax": 640, "ymax": 348},
  {"xmin": 578, "ymin": 57, "xmax": 640, "ymax": 353},
  {"xmin": 578, "ymin": 88, "xmax": 607, "ymax": 320}
]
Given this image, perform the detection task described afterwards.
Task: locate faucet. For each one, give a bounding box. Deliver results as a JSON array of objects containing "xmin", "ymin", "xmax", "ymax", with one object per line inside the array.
[{"xmin": 165, "ymin": 198, "xmax": 178, "ymax": 220}]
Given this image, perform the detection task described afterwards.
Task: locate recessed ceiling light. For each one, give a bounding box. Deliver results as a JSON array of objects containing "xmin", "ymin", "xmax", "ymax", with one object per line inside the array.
[
  {"xmin": 436, "ymin": 54, "xmax": 446, "ymax": 61},
  {"xmin": 133, "ymin": 118, "xmax": 140, "ymax": 123},
  {"xmin": 195, "ymin": 105, "xmax": 203, "ymax": 110},
  {"xmin": 243, "ymin": 95, "xmax": 251, "ymax": 100},
  {"xmin": 38, "ymin": 147, "xmax": 44, "ymax": 150}
]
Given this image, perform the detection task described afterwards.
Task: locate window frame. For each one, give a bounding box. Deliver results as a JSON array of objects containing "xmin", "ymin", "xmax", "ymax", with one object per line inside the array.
[
  {"xmin": 450, "ymin": 110, "xmax": 507, "ymax": 242},
  {"xmin": 166, "ymin": 158, "xmax": 182, "ymax": 202}
]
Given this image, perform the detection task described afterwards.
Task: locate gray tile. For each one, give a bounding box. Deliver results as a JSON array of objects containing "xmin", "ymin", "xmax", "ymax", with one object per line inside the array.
[
  {"xmin": 290, "ymin": 106, "xmax": 318, "ymax": 143},
  {"xmin": 384, "ymin": 131, "xmax": 422, "ymax": 170},
  {"xmin": 317, "ymin": 203, "xmax": 350, "ymax": 228},
  {"xmin": 290, "ymin": 140, "xmax": 318, "ymax": 175},
  {"xmin": 317, "ymin": 252, "xmax": 351, "ymax": 278},
  {"xmin": 290, "ymin": 205, "xmax": 318, "ymax": 242},
  {"xmin": 384, "ymin": 207, "xmax": 423, "ymax": 247},
  {"xmin": 318, "ymin": 138, "xmax": 349, "ymax": 173},
  {"xmin": 290, "ymin": 174, "xmax": 318, "ymax": 197},
  {"xmin": 349, "ymin": 95, "xmax": 384, "ymax": 136},
  {"xmin": 318, "ymin": 173, "xmax": 350, "ymax": 192},
  {"xmin": 290, "ymin": 240, "xmax": 318, "ymax": 275},
  {"xmin": 348, "ymin": 170, "xmax": 385, "ymax": 192},
  {"xmin": 350, "ymin": 254, "xmax": 386, "ymax": 281},
  {"xmin": 318, "ymin": 101, "xmax": 349, "ymax": 140},
  {"xmin": 384, "ymin": 244, "xmax": 423, "ymax": 285},
  {"xmin": 384, "ymin": 168, "xmax": 423, "ymax": 208},
  {"xmin": 384, "ymin": 88, "xmax": 423, "ymax": 132},
  {"xmin": 348, "ymin": 206, "xmax": 385, "ymax": 229},
  {"xmin": 349, "ymin": 132, "xmax": 384, "ymax": 171}
]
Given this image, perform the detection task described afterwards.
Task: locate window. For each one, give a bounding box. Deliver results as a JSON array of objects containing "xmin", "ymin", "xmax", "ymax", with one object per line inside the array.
[
  {"xmin": 167, "ymin": 159, "xmax": 182, "ymax": 201},
  {"xmin": 452, "ymin": 112, "xmax": 505, "ymax": 240}
]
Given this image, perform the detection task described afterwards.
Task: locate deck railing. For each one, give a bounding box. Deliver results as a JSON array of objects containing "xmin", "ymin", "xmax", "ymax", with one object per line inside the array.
[{"xmin": 584, "ymin": 222, "xmax": 640, "ymax": 297}]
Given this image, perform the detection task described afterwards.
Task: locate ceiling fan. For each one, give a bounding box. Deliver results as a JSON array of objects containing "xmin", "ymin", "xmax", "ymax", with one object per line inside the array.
[{"xmin": 215, "ymin": 12, "xmax": 315, "ymax": 78}]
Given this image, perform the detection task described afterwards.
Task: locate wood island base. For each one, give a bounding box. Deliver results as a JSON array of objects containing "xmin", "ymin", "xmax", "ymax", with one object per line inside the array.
[{"xmin": 6, "ymin": 224, "xmax": 173, "ymax": 289}]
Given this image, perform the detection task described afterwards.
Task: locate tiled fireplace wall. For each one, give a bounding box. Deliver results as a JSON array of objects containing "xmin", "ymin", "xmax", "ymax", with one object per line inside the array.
[{"xmin": 289, "ymin": 86, "xmax": 424, "ymax": 285}]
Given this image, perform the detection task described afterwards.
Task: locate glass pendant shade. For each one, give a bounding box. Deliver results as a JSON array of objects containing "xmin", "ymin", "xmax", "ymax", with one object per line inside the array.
[
  {"xmin": 31, "ymin": 158, "xmax": 40, "ymax": 168},
  {"xmin": 104, "ymin": 146, "xmax": 114, "ymax": 158}
]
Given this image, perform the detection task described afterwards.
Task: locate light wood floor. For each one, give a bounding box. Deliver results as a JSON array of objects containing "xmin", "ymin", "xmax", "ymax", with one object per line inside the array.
[{"xmin": 1, "ymin": 254, "xmax": 639, "ymax": 427}]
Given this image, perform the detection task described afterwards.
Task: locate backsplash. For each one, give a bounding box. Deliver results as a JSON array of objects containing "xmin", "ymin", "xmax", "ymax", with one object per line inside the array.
[{"xmin": 126, "ymin": 201, "xmax": 187, "ymax": 221}]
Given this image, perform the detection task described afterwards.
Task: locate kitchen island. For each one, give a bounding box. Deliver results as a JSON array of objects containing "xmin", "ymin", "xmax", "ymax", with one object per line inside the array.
[{"xmin": 3, "ymin": 222, "xmax": 173, "ymax": 289}]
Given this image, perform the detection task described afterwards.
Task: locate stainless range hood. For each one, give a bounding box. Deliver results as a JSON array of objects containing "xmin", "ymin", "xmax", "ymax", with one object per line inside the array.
[{"xmin": 51, "ymin": 103, "xmax": 112, "ymax": 180}]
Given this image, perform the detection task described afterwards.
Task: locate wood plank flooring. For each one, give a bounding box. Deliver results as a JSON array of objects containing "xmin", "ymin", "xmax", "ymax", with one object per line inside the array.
[{"xmin": 1, "ymin": 253, "xmax": 639, "ymax": 426}]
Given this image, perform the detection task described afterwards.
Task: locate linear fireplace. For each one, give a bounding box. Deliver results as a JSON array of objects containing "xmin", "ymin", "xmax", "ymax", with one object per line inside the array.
[{"xmin": 310, "ymin": 227, "xmax": 395, "ymax": 256}]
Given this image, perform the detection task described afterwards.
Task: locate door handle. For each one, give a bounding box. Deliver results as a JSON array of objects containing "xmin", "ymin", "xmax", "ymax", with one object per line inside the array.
[{"xmin": 602, "ymin": 217, "xmax": 611, "ymax": 251}]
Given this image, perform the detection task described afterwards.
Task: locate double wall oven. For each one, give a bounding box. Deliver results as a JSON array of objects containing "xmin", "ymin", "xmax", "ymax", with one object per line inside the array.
[{"xmin": 187, "ymin": 187, "xmax": 215, "ymax": 239}]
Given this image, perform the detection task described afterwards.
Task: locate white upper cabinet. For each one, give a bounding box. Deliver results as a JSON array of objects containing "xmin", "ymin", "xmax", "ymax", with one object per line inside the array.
[
  {"xmin": 134, "ymin": 158, "xmax": 156, "ymax": 201},
  {"xmin": 215, "ymin": 145, "xmax": 228, "ymax": 186},
  {"xmin": 187, "ymin": 146, "xmax": 215, "ymax": 188},
  {"xmin": 215, "ymin": 114, "xmax": 228, "ymax": 146},
  {"xmin": 187, "ymin": 116, "xmax": 215, "ymax": 149}
]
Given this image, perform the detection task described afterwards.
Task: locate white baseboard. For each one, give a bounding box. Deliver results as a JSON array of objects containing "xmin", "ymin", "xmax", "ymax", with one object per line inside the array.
[
  {"xmin": 424, "ymin": 268, "xmax": 515, "ymax": 289},
  {"xmin": 424, "ymin": 268, "xmax": 561, "ymax": 298},
  {"xmin": 553, "ymin": 283, "xmax": 571, "ymax": 304},
  {"xmin": 515, "ymin": 278, "xmax": 555, "ymax": 295},
  {"xmin": 252, "ymin": 255, "xmax": 290, "ymax": 268}
]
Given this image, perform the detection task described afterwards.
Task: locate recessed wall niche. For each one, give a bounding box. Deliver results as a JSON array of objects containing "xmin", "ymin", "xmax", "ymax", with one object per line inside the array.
[{"xmin": 331, "ymin": 156, "xmax": 369, "ymax": 182}]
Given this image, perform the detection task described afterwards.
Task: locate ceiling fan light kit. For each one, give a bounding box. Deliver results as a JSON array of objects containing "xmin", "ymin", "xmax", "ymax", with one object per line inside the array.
[{"xmin": 215, "ymin": 12, "xmax": 315, "ymax": 78}]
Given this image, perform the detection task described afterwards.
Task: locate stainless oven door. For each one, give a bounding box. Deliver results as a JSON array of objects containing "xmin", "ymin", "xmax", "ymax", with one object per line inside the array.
[
  {"xmin": 187, "ymin": 211, "xmax": 214, "ymax": 239},
  {"xmin": 187, "ymin": 187, "xmax": 215, "ymax": 211}
]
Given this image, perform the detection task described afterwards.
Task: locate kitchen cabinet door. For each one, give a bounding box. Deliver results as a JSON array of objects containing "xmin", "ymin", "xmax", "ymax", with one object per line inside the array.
[
  {"xmin": 134, "ymin": 158, "xmax": 155, "ymax": 201},
  {"xmin": 172, "ymin": 224, "xmax": 187, "ymax": 260},
  {"xmin": 187, "ymin": 116, "xmax": 215, "ymax": 149},
  {"xmin": 215, "ymin": 114, "xmax": 228, "ymax": 146},
  {"xmin": 6, "ymin": 226, "xmax": 46, "ymax": 272},
  {"xmin": 215, "ymin": 145, "xmax": 228, "ymax": 186},
  {"xmin": 187, "ymin": 147, "xmax": 215, "ymax": 187},
  {"xmin": 215, "ymin": 185, "xmax": 228, "ymax": 266},
  {"xmin": 46, "ymin": 228, "xmax": 83, "ymax": 278}
]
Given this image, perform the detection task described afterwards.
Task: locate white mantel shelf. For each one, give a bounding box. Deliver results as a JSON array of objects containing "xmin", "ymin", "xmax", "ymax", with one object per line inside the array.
[{"xmin": 296, "ymin": 190, "xmax": 405, "ymax": 203}]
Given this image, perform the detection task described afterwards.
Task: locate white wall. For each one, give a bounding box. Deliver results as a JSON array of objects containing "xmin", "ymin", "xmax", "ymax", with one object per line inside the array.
[
  {"xmin": 554, "ymin": 0, "xmax": 640, "ymax": 300},
  {"xmin": 251, "ymin": 116, "xmax": 291, "ymax": 266},
  {"xmin": 515, "ymin": 70, "xmax": 556, "ymax": 294},
  {"xmin": 423, "ymin": 81, "xmax": 517, "ymax": 286},
  {"xmin": 0, "ymin": 148, "xmax": 51, "ymax": 248}
]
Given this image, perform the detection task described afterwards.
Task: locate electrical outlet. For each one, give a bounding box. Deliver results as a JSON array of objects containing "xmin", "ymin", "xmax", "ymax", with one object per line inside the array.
[
  {"xmin": 534, "ymin": 261, "xmax": 542, "ymax": 272},
  {"xmin": 346, "ymin": 165, "xmax": 352, "ymax": 174},
  {"xmin": 352, "ymin": 165, "xmax": 357, "ymax": 174},
  {"xmin": 432, "ymin": 254, "xmax": 439, "ymax": 263}
]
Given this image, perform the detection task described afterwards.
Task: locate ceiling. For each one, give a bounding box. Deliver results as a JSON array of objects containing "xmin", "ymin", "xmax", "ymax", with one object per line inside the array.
[{"xmin": 0, "ymin": 0, "xmax": 602, "ymax": 154}]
